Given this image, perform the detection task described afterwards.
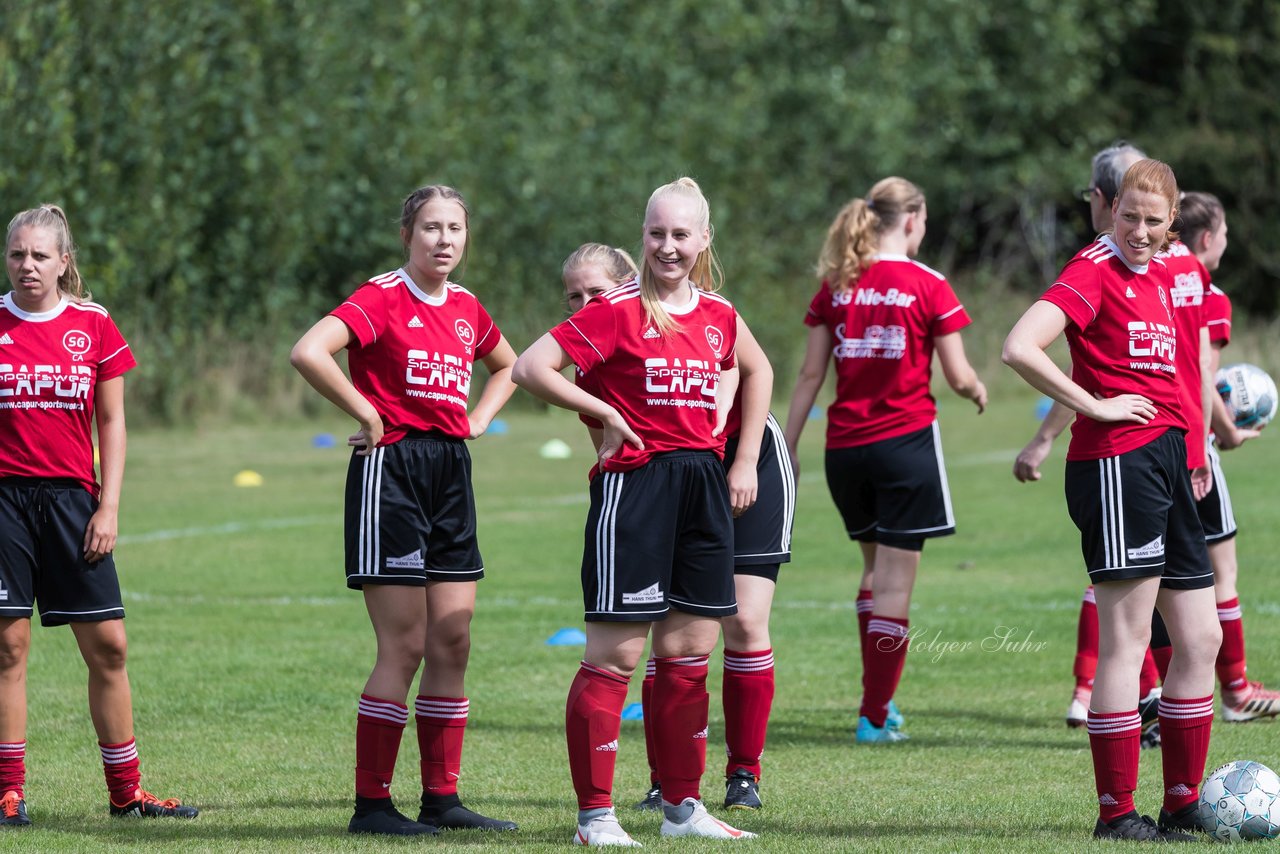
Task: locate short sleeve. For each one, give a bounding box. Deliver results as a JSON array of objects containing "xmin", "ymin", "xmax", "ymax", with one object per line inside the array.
[
  {"xmin": 929, "ymin": 277, "xmax": 971, "ymax": 336},
  {"xmin": 97, "ymin": 314, "xmax": 136, "ymax": 381},
  {"xmin": 330, "ymin": 283, "xmax": 386, "ymax": 347},
  {"xmin": 719, "ymin": 309, "xmax": 739, "ymax": 370},
  {"xmin": 551, "ymin": 297, "xmax": 616, "ymax": 373},
  {"xmin": 472, "ymin": 299, "xmax": 501, "ymax": 359},
  {"xmin": 1041, "ymin": 257, "xmax": 1101, "ymax": 331},
  {"xmin": 804, "ymin": 283, "xmax": 832, "ymax": 328},
  {"xmin": 1205, "ymin": 286, "xmax": 1232, "ymax": 347}
]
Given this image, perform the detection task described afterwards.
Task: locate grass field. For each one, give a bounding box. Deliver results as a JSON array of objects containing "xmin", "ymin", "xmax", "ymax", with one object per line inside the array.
[{"xmin": 6, "ymin": 386, "xmax": 1280, "ymax": 852}]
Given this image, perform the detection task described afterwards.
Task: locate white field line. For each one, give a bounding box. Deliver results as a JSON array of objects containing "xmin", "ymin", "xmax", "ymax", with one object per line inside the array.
[{"xmin": 117, "ymin": 515, "xmax": 334, "ymax": 545}]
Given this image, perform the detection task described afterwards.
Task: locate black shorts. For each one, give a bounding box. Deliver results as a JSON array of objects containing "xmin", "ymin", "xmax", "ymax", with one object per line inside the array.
[
  {"xmin": 1064, "ymin": 429, "xmax": 1213, "ymax": 590},
  {"xmin": 344, "ymin": 432, "xmax": 484, "ymax": 588},
  {"xmin": 0, "ymin": 478, "xmax": 125, "ymax": 627},
  {"xmin": 824, "ymin": 421, "xmax": 955, "ymax": 551},
  {"xmin": 582, "ymin": 451, "xmax": 736, "ymax": 622},
  {"xmin": 723, "ymin": 413, "xmax": 795, "ymax": 578},
  {"xmin": 1197, "ymin": 440, "xmax": 1237, "ymax": 544}
]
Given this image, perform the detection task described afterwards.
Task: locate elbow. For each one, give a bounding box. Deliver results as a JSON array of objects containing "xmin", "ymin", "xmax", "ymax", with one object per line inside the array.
[
  {"xmin": 1001, "ymin": 336, "xmax": 1028, "ymax": 372},
  {"xmin": 510, "ymin": 355, "xmax": 533, "ymax": 388},
  {"xmin": 289, "ymin": 341, "xmax": 311, "ymax": 373}
]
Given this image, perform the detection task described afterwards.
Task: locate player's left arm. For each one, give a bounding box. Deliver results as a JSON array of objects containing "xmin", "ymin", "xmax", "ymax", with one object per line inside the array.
[
  {"xmin": 726, "ymin": 316, "xmax": 772, "ymax": 517},
  {"xmin": 934, "ymin": 331, "xmax": 986, "ymax": 413},
  {"xmin": 1207, "ymin": 340, "xmax": 1261, "ymax": 450},
  {"xmin": 85, "ymin": 375, "xmax": 125, "ymax": 563},
  {"xmin": 468, "ymin": 334, "xmax": 518, "ymax": 439},
  {"xmin": 1188, "ymin": 326, "xmax": 1215, "ymax": 499}
]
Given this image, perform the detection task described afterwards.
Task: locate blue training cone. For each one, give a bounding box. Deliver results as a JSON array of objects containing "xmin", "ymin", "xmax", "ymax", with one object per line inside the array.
[
  {"xmin": 808, "ymin": 405, "xmax": 823, "ymax": 420},
  {"xmin": 1034, "ymin": 396, "xmax": 1053, "ymax": 420},
  {"xmin": 545, "ymin": 627, "xmax": 587, "ymax": 646},
  {"xmin": 312, "ymin": 433, "xmax": 337, "ymax": 448},
  {"xmin": 621, "ymin": 703, "xmax": 644, "ymax": 721},
  {"xmin": 487, "ymin": 418, "xmax": 508, "ymax": 435}
]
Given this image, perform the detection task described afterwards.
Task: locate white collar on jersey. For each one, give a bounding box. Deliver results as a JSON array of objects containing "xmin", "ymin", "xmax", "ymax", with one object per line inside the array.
[
  {"xmin": 397, "ymin": 268, "xmax": 450, "ymax": 306},
  {"xmin": 1, "ymin": 292, "xmax": 70, "ymax": 322},
  {"xmin": 659, "ymin": 283, "xmax": 701, "ymax": 316},
  {"xmin": 872, "ymin": 253, "xmax": 911, "ymax": 263},
  {"xmin": 1098, "ymin": 235, "xmax": 1149, "ymax": 275}
]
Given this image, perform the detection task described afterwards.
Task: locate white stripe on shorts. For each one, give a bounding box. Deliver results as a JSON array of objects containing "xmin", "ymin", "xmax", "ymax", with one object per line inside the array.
[
  {"xmin": 931, "ymin": 421, "xmax": 955, "ymax": 530},
  {"xmin": 359, "ymin": 448, "xmax": 385, "ymax": 575},
  {"xmin": 765, "ymin": 413, "xmax": 796, "ymax": 552},
  {"xmin": 1206, "ymin": 441, "xmax": 1236, "ymax": 536},
  {"xmin": 1099, "ymin": 456, "xmax": 1126, "ymax": 568},
  {"xmin": 595, "ymin": 472, "xmax": 624, "ymax": 613}
]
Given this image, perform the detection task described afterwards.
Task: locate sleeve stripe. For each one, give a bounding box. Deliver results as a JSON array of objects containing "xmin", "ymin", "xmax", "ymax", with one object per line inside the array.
[
  {"xmin": 565, "ymin": 318, "xmax": 605, "ymax": 363},
  {"xmin": 936, "ymin": 304, "xmax": 965, "ymax": 321},
  {"xmin": 475, "ymin": 321, "xmax": 496, "ymax": 350},
  {"xmin": 100, "ymin": 344, "xmax": 130, "ymax": 363},
  {"xmin": 341, "ymin": 302, "xmax": 377, "ymax": 342},
  {"xmin": 1051, "ymin": 283, "xmax": 1097, "ymax": 322}
]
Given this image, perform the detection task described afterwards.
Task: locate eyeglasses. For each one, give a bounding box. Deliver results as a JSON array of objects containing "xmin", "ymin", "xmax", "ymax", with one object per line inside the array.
[{"xmin": 1077, "ymin": 187, "xmax": 1097, "ymax": 204}]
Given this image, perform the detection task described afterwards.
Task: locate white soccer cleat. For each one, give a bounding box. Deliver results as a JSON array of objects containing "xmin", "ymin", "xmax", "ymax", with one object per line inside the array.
[
  {"xmin": 660, "ymin": 798, "xmax": 756, "ymax": 840},
  {"xmin": 1223, "ymin": 681, "xmax": 1280, "ymax": 723},
  {"xmin": 1066, "ymin": 687, "xmax": 1090, "ymax": 729},
  {"xmin": 574, "ymin": 809, "xmax": 641, "ymax": 847}
]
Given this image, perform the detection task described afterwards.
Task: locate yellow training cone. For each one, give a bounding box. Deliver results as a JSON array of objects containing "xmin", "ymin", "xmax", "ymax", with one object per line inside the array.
[{"xmin": 233, "ymin": 470, "xmax": 264, "ymax": 487}]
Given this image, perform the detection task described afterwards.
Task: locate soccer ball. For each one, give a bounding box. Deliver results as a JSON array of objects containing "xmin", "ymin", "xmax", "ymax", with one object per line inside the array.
[
  {"xmin": 1198, "ymin": 760, "xmax": 1280, "ymax": 842},
  {"xmin": 1215, "ymin": 363, "xmax": 1279, "ymax": 429}
]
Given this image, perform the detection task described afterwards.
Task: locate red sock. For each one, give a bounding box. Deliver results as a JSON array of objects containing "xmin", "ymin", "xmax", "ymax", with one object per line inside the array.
[
  {"xmin": 1158, "ymin": 695, "xmax": 1214, "ymax": 814},
  {"xmin": 1152, "ymin": 646, "xmax": 1173, "ymax": 681},
  {"xmin": 855, "ymin": 589, "xmax": 874, "ymax": 672},
  {"xmin": 722, "ymin": 648, "xmax": 774, "ymax": 779},
  {"xmin": 566, "ymin": 662, "xmax": 629, "ymax": 810},
  {"xmin": 100, "ymin": 738, "xmax": 142, "ymax": 805},
  {"xmin": 0, "ymin": 742, "xmax": 25, "ymax": 799},
  {"xmin": 1216, "ymin": 598, "xmax": 1248, "ymax": 692},
  {"xmin": 641, "ymin": 657, "xmax": 658, "ymax": 786},
  {"xmin": 356, "ymin": 694, "xmax": 408, "ymax": 800},
  {"xmin": 416, "ymin": 696, "xmax": 468, "ymax": 796},
  {"xmin": 652, "ymin": 655, "xmax": 709, "ymax": 804},
  {"xmin": 860, "ymin": 616, "xmax": 908, "ymax": 727},
  {"xmin": 1087, "ymin": 709, "xmax": 1141, "ymax": 823},
  {"xmin": 1139, "ymin": 648, "xmax": 1160, "ymax": 698},
  {"xmin": 1073, "ymin": 587, "xmax": 1098, "ymax": 691}
]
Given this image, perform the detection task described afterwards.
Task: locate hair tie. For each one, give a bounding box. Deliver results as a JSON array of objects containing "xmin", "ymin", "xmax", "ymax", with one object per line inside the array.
[{"xmin": 865, "ymin": 198, "xmax": 877, "ymax": 212}]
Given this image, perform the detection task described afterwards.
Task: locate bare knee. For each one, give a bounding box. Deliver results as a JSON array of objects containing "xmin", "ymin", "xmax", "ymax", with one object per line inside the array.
[
  {"xmin": 425, "ymin": 625, "xmax": 471, "ymax": 668},
  {"xmin": 0, "ymin": 639, "xmax": 28, "ymax": 674}
]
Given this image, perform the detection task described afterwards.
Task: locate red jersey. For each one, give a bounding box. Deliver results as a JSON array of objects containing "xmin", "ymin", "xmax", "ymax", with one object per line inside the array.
[
  {"xmin": 0, "ymin": 294, "xmax": 136, "ymax": 496},
  {"xmin": 804, "ymin": 255, "xmax": 971, "ymax": 449},
  {"xmin": 1040, "ymin": 236, "xmax": 1187, "ymax": 461},
  {"xmin": 551, "ymin": 280, "xmax": 737, "ymax": 472},
  {"xmin": 575, "ymin": 367, "xmax": 604, "ymax": 430},
  {"xmin": 330, "ymin": 269, "xmax": 500, "ymax": 444},
  {"xmin": 1204, "ymin": 284, "xmax": 1232, "ymax": 348},
  {"xmin": 1157, "ymin": 241, "xmax": 1210, "ymax": 468}
]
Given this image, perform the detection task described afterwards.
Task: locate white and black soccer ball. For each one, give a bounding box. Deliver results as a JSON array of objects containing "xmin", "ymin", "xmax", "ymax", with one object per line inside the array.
[
  {"xmin": 1215, "ymin": 363, "xmax": 1279, "ymax": 429},
  {"xmin": 1198, "ymin": 760, "xmax": 1280, "ymax": 842}
]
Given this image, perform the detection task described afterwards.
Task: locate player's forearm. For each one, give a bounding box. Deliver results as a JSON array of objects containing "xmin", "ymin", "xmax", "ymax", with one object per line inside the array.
[
  {"xmin": 469, "ymin": 365, "xmax": 517, "ymax": 431},
  {"xmin": 733, "ymin": 362, "xmax": 773, "ymax": 467},
  {"xmin": 291, "ymin": 349, "xmax": 379, "ymax": 427},
  {"xmin": 96, "ymin": 407, "xmax": 126, "ymax": 512},
  {"xmin": 783, "ymin": 369, "xmax": 824, "ymax": 451}
]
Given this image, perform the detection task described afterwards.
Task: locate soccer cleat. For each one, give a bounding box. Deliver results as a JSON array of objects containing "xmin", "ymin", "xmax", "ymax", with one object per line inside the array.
[
  {"xmin": 1066, "ymin": 687, "xmax": 1091, "ymax": 729},
  {"xmin": 1140, "ymin": 720, "xmax": 1162, "ymax": 750},
  {"xmin": 348, "ymin": 804, "xmax": 438, "ymax": 836},
  {"xmin": 574, "ymin": 808, "xmax": 641, "ymax": 847},
  {"xmin": 660, "ymin": 798, "xmax": 756, "ymax": 840},
  {"xmin": 1223, "ymin": 681, "xmax": 1280, "ymax": 722},
  {"xmin": 109, "ymin": 787, "xmax": 199, "ymax": 819},
  {"xmin": 1092, "ymin": 811, "xmax": 1195, "ymax": 842},
  {"xmin": 419, "ymin": 793, "xmax": 517, "ymax": 831},
  {"xmin": 855, "ymin": 715, "xmax": 908, "ymax": 744},
  {"xmin": 0, "ymin": 791, "xmax": 30, "ymax": 828},
  {"xmin": 1157, "ymin": 803, "xmax": 1205, "ymax": 835},
  {"xmin": 634, "ymin": 783, "xmax": 662, "ymax": 812},
  {"xmin": 885, "ymin": 699, "xmax": 905, "ymax": 730},
  {"xmin": 723, "ymin": 768, "xmax": 761, "ymax": 811}
]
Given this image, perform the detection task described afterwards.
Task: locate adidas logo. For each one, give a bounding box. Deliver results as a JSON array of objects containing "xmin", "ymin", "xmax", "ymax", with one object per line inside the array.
[
  {"xmin": 1126, "ymin": 536, "xmax": 1164, "ymax": 561},
  {"xmin": 694, "ymin": 727, "xmax": 708, "ymax": 740},
  {"xmin": 643, "ymin": 327, "xmax": 660, "ymax": 339},
  {"xmin": 408, "ymin": 316, "xmax": 424, "ymax": 328},
  {"xmin": 1125, "ymin": 287, "xmax": 1136, "ymax": 298},
  {"xmin": 594, "ymin": 740, "xmax": 618, "ymax": 752},
  {"xmin": 1167, "ymin": 783, "xmax": 1194, "ymax": 797},
  {"xmin": 0, "ymin": 333, "xmax": 12, "ymax": 345},
  {"xmin": 1098, "ymin": 793, "xmax": 1118, "ymax": 806}
]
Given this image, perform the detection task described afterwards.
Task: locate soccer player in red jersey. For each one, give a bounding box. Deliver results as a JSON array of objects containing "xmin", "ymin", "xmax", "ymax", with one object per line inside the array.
[
  {"xmin": 1012, "ymin": 142, "xmax": 1169, "ymax": 732},
  {"xmin": 1004, "ymin": 160, "xmax": 1219, "ymax": 842},
  {"xmin": 562, "ymin": 244, "xmax": 795, "ymax": 814},
  {"xmin": 783, "ymin": 177, "xmax": 986, "ymax": 745},
  {"xmin": 0, "ymin": 205, "xmax": 198, "ymax": 827},
  {"xmin": 291, "ymin": 186, "xmax": 518, "ymax": 837},
  {"xmin": 1176, "ymin": 193, "xmax": 1279, "ymax": 722},
  {"xmin": 516, "ymin": 178, "xmax": 771, "ymax": 845}
]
